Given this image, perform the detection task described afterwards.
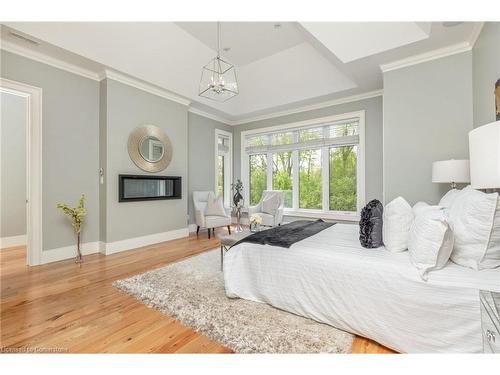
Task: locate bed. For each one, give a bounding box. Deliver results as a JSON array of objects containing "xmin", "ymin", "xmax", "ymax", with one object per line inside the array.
[{"xmin": 223, "ymin": 223, "xmax": 500, "ymax": 353}]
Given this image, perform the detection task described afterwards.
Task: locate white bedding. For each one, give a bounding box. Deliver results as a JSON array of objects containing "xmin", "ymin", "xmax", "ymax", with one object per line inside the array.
[{"xmin": 223, "ymin": 223, "xmax": 500, "ymax": 353}]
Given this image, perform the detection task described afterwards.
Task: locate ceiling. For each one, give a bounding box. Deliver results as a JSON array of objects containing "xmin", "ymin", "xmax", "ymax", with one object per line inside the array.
[{"xmin": 0, "ymin": 22, "xmax": 483, "ymax": 124}]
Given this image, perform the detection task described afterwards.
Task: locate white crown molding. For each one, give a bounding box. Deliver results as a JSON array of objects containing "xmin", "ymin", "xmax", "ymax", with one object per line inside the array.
[
  {"xmin": 188, "ymin": 107, "xmax": 232, "ymax": 124},
  {"xmin": 468, "ymin": 22, "xmax": 485, "ymax": 47},
  {"xmin": 101, "ymin": 69, "xmax": 191, "ymax": 106},
  {"xmin": 0, "ymin": 39, "xmax": 101, "ymax": 81},
  {"xmin": 229, "ymin": 90, "xmax": 383, "ymax": 126},
  {"xmin": 380, "ymin": 42, "xmax": 473, "ymax": 73}
]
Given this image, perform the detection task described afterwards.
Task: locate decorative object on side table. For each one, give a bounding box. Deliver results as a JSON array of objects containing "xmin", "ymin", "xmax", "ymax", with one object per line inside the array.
[
  {"xmin": 57, "ymin": 193, "xmax": 86, "ymax": 264},
  {"xmin": 249, "ymin": 214, "xmax": 262, "ymax": 233},
  {"xmin": 232, "ymin": 179, "xmax": 244, "ymax": 232}
]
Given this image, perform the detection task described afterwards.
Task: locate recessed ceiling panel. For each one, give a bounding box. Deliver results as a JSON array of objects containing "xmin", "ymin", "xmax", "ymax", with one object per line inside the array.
[
  {"xmin": 301, "ymin": 22, "xmax": 432, "ymax": 63},
  {"xmin": 176, "ymin": 22, "xmax": 304, "ymax": 66}
]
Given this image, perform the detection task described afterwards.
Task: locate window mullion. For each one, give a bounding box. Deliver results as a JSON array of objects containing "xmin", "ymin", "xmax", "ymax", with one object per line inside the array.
[
  {"xmin": 322, "ymin": 146, "xmax": 329, "ymax": 212},
  {"xmin": 267, "ymin": 152, "xmax": 273, "ymax": 190},
  {"xmin": 292, "ymin": 150, "xmax": 299, "ymax": 210}
]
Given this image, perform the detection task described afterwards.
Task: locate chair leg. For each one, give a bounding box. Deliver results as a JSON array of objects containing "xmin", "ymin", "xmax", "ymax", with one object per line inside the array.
[
  {"xmin": 196, "ymin": 226, "xmax": 200, "ymax": 236},
  {"xmin": 227, "ymin": 225, "xmax": 231, "ymax": 234},
  {"xmin": 208, "ymin": 228, "xmax": 211, "ymax": 239}
]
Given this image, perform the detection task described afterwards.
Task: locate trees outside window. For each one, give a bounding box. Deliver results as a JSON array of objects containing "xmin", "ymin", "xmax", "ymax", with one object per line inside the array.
[
  {"xmin": 272, "ymin": 152, "xmax": 293, "ymax": 208},
  {"xmin": 249, "ymin": 154, "xmax": 267, "ymax": 205}
]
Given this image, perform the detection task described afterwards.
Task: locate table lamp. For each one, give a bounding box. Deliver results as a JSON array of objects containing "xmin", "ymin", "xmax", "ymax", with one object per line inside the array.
[{"xmin": 432, "ymin": 159, "xmax": 470, "ymax": 189}]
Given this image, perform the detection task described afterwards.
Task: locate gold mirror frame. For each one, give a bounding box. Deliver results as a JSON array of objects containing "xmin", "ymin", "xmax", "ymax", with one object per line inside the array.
[{"xmin": 127, "ymin": 125, "xmax": 172, "ymax": 172}]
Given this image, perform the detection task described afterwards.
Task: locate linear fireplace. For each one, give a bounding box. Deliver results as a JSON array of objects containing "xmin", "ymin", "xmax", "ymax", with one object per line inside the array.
[{"xmin": 119, "ymin": 174, "xmax": 182, "ymax": 202}]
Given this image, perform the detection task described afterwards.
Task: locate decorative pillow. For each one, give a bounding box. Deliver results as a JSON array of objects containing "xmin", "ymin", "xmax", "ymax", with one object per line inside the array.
[
  {"xmin": 205, "ymin": 193, "xmax": 226, "ymax": 217},
  {"xmin": 412, "ymin": 201, "xmax": 430, "ymax": 216},
  {"xmin": 383, "ymin": 197, "xmax": 414, "ymax": 252},
  {"xmin": 448, "ymin": 186, "xmax": 500, "ymax": 270},
  {"xmin": 438, "ymin": 188, "xmax": 461, "ymax": 208},
  {"xmin": 359, "ymin": 199, "xmax": 384, "ymax": 248},
  {"xmin": 408, "ymin": 207, "xmax": 454, "ymax": 281},
  {"xmin": 261, "ymin": 193, "xmax": 280, "ymax": 215}
]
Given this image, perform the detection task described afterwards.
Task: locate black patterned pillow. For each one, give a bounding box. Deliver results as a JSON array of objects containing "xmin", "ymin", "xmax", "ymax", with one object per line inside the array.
[{"xmin": 359, "ymin": 199, "xmax": 384, "ymax": 248}]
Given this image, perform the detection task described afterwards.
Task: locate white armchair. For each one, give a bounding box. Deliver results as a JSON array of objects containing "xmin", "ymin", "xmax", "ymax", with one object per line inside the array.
[
  {"xmin": 193, "ymin": 191, "xmax": 232, "ymax": 239},
  {"xmin": 248, "ymin": 190, "xmax": 284, "ymax": 227}
]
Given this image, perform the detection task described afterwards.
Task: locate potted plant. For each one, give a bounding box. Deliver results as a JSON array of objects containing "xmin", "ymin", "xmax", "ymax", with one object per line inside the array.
[
  {"xmin": 57, "ymin": 193, "xmax": 86, "ymax": 263},
  {"xmin": 231, "ymin": 179, "xmax": 244, "ymax": 206}
]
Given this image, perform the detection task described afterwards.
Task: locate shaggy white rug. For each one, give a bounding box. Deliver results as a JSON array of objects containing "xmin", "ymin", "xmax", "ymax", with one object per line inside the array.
[{"xmin": 113, "ymin": 249, "xmax": 353, "ymax": 353}]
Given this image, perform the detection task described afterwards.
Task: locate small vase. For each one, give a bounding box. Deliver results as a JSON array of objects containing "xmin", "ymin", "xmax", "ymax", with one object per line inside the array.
[
  {"xmin": 250, "ymin": 223, "xmax": 260, "ymax": 233},
  {"xmin": 75, "ymin": 232, "xmax": 83, "ymax": 264},
  {"xmin": 233, "ymin": 191, "xmax": 243, "ymax": 206}
]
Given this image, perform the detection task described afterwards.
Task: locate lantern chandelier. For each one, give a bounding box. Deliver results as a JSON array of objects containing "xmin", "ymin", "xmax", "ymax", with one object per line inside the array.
[{"xmin": 198, "ymin": 22, "xmax": 239, "ymax": 102}]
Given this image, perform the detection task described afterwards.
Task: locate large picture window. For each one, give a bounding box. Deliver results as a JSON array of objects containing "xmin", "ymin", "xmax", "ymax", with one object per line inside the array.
[{"xmin": 241, "ymin": 112, "xmax": 365, "ymax": 220}]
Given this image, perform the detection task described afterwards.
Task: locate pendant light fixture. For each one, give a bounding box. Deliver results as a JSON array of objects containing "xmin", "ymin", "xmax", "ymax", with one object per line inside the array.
[{"xmin": 199, "ymin": 22, "xmax": 239, "ymax": 102}]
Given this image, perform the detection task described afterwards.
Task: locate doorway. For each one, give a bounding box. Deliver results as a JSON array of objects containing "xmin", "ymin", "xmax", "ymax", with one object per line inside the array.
[{"xmin": 0, "ymin": 78, "xmax": 42, "ymax": 266}]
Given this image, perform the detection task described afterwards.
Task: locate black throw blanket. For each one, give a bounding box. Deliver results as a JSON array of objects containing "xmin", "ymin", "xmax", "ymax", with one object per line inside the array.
[{"xmin": 232, "ymin": 219, "xmax": 335, "ymax": 249}]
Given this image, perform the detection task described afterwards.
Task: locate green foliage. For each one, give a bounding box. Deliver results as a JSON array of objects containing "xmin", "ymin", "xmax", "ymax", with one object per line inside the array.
[
  {"xmin": 248, "ymin": 124, "xmax": 357, "ymax": 212},
  {"xmin": 57, "ymin": 193, "xmax": 86, "ymax": 234}
]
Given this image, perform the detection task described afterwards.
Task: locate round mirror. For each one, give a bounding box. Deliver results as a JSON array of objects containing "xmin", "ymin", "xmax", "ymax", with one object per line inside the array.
[
  {"xmin": 139, "ymin": 136, "xmax": 165, "ymax": 163},
  {"xmin": 128, "ymin": 125, "xmax": 172, "ymax": 173}
]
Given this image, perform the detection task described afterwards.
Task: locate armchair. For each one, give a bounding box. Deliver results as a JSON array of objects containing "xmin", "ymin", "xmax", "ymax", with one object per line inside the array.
[
  {"xmin": 193, "ymin": 191, "xmax": 232, "ymax": 239},
  {"xmin": 248, "ymin": 190, "xmax": 284, "ymax": 227}
]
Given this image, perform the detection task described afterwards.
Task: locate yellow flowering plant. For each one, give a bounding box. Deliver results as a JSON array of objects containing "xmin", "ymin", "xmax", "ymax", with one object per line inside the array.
[{"xmin": 57, "ymin": 193, "xmax": 86, "ymax": 263}]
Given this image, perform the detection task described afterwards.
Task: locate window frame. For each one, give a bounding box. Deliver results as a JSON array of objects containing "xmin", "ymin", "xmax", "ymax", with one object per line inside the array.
[
  {"xmin": 215, "ymin": 129, "xmax": 233, "ymax": 208},
  {"xmin": 240, "ymin": 111, "xmax": 365, "ymax": 221}
]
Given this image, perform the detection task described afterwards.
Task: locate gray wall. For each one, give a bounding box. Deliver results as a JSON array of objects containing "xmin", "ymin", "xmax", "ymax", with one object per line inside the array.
[
  {"xmin": 1, "ymin": 92, "xmax": 27, "ymax": 238},
  {"xmin": 1, "ymin": 50, "xmax": 100, "ymax": 250},
  {"xmin": 473, "ymin": 22, "xmax": 500, "ymax": 127},
  {"xmin": 383, "ymin": 51, "xmax": 473, "ymax": 205},
  {"xmin": 188, "ymin": 112, "xmax": 233, "ymax": 224},
  {"xmin": 232, "ymin": 96, "xmax": 384, "ymax": 205},
  {"xmin": 102, "ymin": 79, "xmax": 188, "ymax": 242}
]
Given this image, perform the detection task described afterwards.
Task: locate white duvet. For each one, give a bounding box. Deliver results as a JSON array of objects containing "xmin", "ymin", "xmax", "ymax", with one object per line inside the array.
[{"xmin": 223, "ymin": 223, "xmax": 500, "ymax": 353}]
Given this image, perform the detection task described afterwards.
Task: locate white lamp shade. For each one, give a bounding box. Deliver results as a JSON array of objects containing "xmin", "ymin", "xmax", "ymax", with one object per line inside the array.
[
  {"xmin": 432, "ymin": 159, "xmax": 470, "ymax": 184},
  {"xmin": 469, "ymin": 120, "xmax": 500, "ymax": 189}
]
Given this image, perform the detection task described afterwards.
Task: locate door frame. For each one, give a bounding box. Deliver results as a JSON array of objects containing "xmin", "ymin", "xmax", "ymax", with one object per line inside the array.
[{"xmin": 1, "ymin": 77, "xmax": 43, "ymax": 266}]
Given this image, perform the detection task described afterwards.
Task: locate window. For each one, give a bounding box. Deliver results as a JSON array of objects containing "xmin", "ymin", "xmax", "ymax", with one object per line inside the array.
[
  {"xmin": 249, "ymin": 154, "xmax": 267, "ymax": 205},
  {"xmin": 272, "ymin": 152, "xmax": 293, "ymax": 208},
  {"xmin": 241, "ymin": 112, "xmax": 365, "ymax": 220},
  {"xmin": 215, "ymin": 129, "xmax": 232, "ymax": 207}
]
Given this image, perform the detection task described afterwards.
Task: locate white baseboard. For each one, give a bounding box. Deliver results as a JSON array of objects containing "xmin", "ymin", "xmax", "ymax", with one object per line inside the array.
[
  {"xmin": 41, "ymin": 241, "xmax": 102, "ymax": 264},
  {"xmin": 104, "ymin": 227, "xmax": 189, "ymax": 255},
  {"xmin": 38, "ymin": 227, "xmax": 189, "ymax": 264},
  {"xmin": 0, "ymin": 234, "xmax": 27, "ymax": 249}
]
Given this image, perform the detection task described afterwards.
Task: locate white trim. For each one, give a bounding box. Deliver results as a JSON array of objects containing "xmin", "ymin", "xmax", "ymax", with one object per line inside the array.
[
  {"xmin": 230, "ymin": 90, "xmax": 383, "ymax": 126},
  {"xmin": 380, "ymin": 42, "xmax": 472, "ymax": 73},
  {"xmin": 103, "ymin": 227, "xmax": 189, "ymax": 255},
  {"xmin": 188, "ymin": 107, "xmax": 232, "ymax": 124},
  {"xmin": 1, "ymin": 78, "xmax": 43, "ymax": 266},
  {"xmin": 0, "ymin": 234, "xmax": 27, "ymax": 249},
  {"xmin": 284, "ymin": 210, "xmax": 360, "ymax": 222},
  {"xmin": 41, "ymin": 241, "xmax": 102, "ymax": 265},
  {"xmin": 101, "ymin": 69, "xmax": 191, "ymax": 106},
  {"xmin": 468, "ymin": 22, "xmax": 485, "ymax": 47},
  {"xmin": 0, "ymin": 40, "xmax": 101, "ymax": 81},
  {"xmin": 241, "ymin": 110, "xmax": 366, "ymax": 216},
  {"xmin": 215, "ymin": 128, "xmax": 233, "ymax": 208}
]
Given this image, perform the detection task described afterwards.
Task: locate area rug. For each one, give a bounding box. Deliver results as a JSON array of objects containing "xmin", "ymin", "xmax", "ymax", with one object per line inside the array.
[{"xmin": 113, "ymin": 249, "xmax": 353, "ymax": 353}]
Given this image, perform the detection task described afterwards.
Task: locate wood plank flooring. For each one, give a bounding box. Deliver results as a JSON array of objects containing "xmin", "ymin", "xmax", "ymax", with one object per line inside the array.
[{"xmin": 0, "ymin": 229, "xmax": 395, "ymax": 354}]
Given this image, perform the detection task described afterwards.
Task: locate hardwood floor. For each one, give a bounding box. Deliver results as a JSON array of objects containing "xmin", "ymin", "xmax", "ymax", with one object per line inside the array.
[{"xmin": 0, "ymin": 230, "xmax": 395, "ymax": 354}]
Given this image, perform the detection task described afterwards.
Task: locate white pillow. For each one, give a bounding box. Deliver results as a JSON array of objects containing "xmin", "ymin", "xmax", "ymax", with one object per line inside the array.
[
  {"xmin": 408, "ymin": 207, "xmax": 454, "ymax": 281},
  {"xmin": 205, "ymin": 193, "xmax": 226, "ymax": 217},
  {"xmin": 438, "ymin": 188, "xmax": 461, "ymax": 208},
  {"xmin": 383, "ymin": 197, "xmax": 414, "ymax": 252},
  {"xmin": 261, "ymin": 193, "xmax": 280, "ymax": 215},
  {"xmin": 412, "ymin": 201, "xmax": 430, "ymax": 216},
  {"xmin": 448, "ymin": 186, "xmax": 500, "ymax": 270}
]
